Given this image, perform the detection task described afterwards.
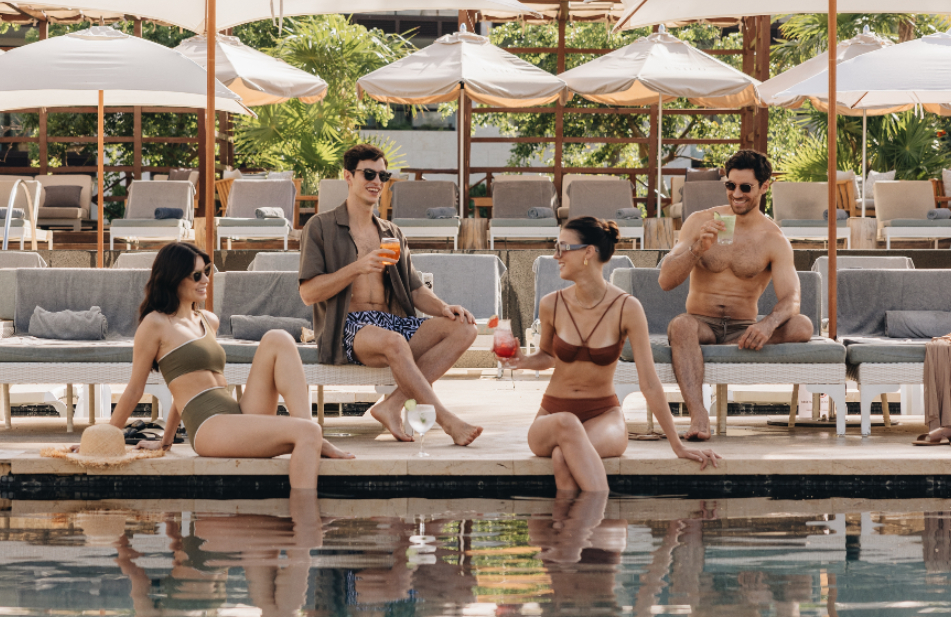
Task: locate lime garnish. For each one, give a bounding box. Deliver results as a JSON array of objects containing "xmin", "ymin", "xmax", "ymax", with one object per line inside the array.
[
  {"xmin": 713, "ymin": 212, "xmax": 722, "ymax": 221},
  {"xmin": 404, "ymin": 399, "xmax": 417, "ymax": 412}
]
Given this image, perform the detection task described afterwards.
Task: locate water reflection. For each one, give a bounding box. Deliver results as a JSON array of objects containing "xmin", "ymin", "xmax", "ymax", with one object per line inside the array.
[{"xmin": 2, "ymin": 496, "xmax": 951, "ymax": 616}]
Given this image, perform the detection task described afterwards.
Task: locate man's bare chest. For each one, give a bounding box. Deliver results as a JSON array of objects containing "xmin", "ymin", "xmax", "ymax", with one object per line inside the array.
[
  {"xmin": 351, "ymin": 227, "xmax": 381, "ymax": 258},
  {"xmin": 700, "ymin": 242, "xmax": 770, "ymax": 280}
]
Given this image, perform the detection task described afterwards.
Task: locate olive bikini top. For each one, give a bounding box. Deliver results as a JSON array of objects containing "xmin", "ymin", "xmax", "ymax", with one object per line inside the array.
[
  {"xmin": 548, "ymin": 290, "xmax": 627, "ymax": 366},
  {"xmin": 157, "ymin": 312, "xmax": 226, "ymax": 385}
]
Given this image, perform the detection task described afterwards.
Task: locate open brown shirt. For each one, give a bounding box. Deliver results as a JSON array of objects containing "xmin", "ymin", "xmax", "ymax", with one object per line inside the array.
[{"xmin": 299, "ymin": 202, "xmax": 423, "ymax": 365}]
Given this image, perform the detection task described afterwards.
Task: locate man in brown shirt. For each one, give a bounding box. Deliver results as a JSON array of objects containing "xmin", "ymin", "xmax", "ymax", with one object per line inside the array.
[{"xmin": 299, "ymin": 144, "xmax": 483, "ymax": 445}]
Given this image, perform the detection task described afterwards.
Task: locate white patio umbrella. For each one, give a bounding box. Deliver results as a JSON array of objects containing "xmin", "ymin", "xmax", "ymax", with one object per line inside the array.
[
  {"xmin": 0, "ymin": 25, "xmax": 249, "ymax": 267},
  {"xmin": 758, "ymin": 28, "xmax": 909, "ymax": 216},
  {"xmin": 175, "ymin": 33, "xmax": 328, "ymax": 106},
  {"xmin": 358, "ymin": 27, "xmax": 568, "ymax": 213},
  {"xmin": 558, "ymin": 26, "xmax": 761, "ymax": 217}
]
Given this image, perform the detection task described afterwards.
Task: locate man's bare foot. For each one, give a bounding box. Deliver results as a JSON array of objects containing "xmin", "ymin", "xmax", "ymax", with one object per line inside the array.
[
  {"xmin": 682, "ymin": 422, "xmax": 711, "ymax": 442},
  {"xmin": 369, "ymin": 396, "xmax": 413, "ymax": 442},
  {"xmin": 440, "ymin": 414, "xmax": 483, "ymax": 446},
  {"xmin": 320, "ymin": 440, "xmax": 355, "ymax": 459}
]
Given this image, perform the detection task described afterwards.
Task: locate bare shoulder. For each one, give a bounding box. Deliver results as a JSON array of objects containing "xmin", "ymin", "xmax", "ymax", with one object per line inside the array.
[
  {"xmin": 136, "ymin": 311, "xmax": 168, "ymax": 342},
  {"xmin": 539, "ymin": 291, "xmax": 559, "ymax": 315},
  {"xmin": 199, "ymin": 309, "xmax": 220, "ymax": 332}
]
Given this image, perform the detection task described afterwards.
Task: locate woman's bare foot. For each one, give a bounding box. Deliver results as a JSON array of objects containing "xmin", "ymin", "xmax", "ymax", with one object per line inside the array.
[
  {"xmin": 439, "ymin": 414, "xmax": 483, "ymax": 446},
  {"xmin": 368, "ymin": 396, "xmax": 413, "ymax": 442},
  {"xmin": 320, "ymin": 441, "xmax": 355, "ymax": 459}
]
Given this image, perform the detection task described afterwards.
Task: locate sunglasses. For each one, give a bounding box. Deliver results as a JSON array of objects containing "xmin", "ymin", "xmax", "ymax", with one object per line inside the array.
[
  {"xmin": 355, "ymin": 168, "xmax": 393, "ymax": 183},
  {"xmin": 724, "ymin": 181, "xmax": 757, "ymax": 193},
  {"xmin": 190, "ymin": 263, "xmax": 213, "ymax": 282},
  {"xmin": 554, "ymin": 242, "xmax": 595, "ymax": 258}
]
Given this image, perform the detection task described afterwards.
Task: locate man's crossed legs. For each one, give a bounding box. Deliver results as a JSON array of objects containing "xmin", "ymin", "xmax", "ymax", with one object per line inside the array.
[
  {"xmin": 350, "ymin": 313, "xmax": 483, "ymax": 445},
  {"xmin": 667, "ymin": 313, "xmax": 813, "ymax": 441}
]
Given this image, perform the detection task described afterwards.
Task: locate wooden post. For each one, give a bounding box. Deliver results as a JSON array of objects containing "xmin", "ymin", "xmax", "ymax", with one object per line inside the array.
[
  {"xmin": 38, "ymin": 109, "xmax": 48, "ymax": 176},
  {"xmin": 97, "ymin": 90, "xmax": 104, "ymax": 268},
  {"xmin": 205, "ymin": 0, "xmax": 217, "ymax": 311},
  {"xmin": 827, "ymin": 0, "xmax": 838, "ymax": 340},
  {"xmin": 716, "ymin": 384, "xmax": 729, "ymax": 435},
  {"xmin": 463, "ymin": 92, "xmax": 472, "ymax": 215},
  {"xmin": 133, "ymin": 107, "xmax": 142, "ymax": 180},
  {"xmin": 65, "ymin": 383, "xmax": 74, "ymax": 433},
  {"xmin": 38, "ymin": 19, "xmax": 47, "ymax": 40},
  {"xmin": 754, "ymin": 16, "xmax": 771, "ymax": 155},
  {"xmin": 646, "ymin": 102, "xmax": 658, "ymax": 217},
  {"xmin": 133, "ymin": 17, "xmax": 142, "ymax": 37}
]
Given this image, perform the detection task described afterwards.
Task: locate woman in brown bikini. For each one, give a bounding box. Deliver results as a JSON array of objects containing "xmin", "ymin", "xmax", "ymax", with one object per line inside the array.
[{"xmin": 502, "ymin": 217, "xmax": 720, "ymax": 492}]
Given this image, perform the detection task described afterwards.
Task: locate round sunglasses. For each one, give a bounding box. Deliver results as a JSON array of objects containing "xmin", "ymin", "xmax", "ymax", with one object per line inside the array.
[{"xmin": 190, "ymin": 263, "xmax": 213, "ymax": 282}]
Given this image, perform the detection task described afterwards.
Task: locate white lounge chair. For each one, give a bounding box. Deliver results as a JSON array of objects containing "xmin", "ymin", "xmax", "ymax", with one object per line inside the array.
[
  {"xmin": 0, "ymin": 178, "xmax": 51, "ymax": 250},
  {"xmin": 875, "ymin": 180, "xmax": 951, "ymax": 248},
  {"xmin": 390, "ymin": 181, "xmax": 461, "ymax": 249},
  {"xmin": 217, "ymin": 179, "xmax": 296, "ymax": 250},
  {"xmin": 489, "ymin": 179, "xmax": 560, "ymax": 248},
  {"xmin": 567, "ymin": 179, "xmax": 643, "ymax": 248},
  {"xmin": 772, "ymin": 181, "xmax": 850, "ymax": 248},
  {"xmin": 35, "ymin": 174, "xmax": 93, "ymax": 232},
  {"xmin": 110, "ymin": 180, "xmax": 195, "ymax": 249}
]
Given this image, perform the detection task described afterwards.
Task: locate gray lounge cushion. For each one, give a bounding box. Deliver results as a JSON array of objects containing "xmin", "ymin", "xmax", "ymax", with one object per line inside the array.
[
  {"xmin": 111, "ymin": 218, "xmax": 190, "ymax": 228},
  {"xmin": 217, "ymin": 217, "xmax": 288, "ymax": 228},
  {"xmin": 616, "ymin": 219, "xmax": 643, "ymax": 227},
  {"xmin": 622, "ymin": 336, "xmax": 845, "ymax": 364},
  {"xmin": 217, "ymin": 271, "xmax": 311, "ymax": 337},
  {"xmin": 882, "ymin": 219, "xmax": 951, "ymax": 227},
  {"xmin": 843, "ymin": 337, "xmax": 928, "ymax": 364},
  {"xmin": 426, "ymin": 207, "xmax": 457, "ymax": 219},
  {"xmin": 0, "ymin": 252, "xmax": 47, "ymax": 269},
  {"xmin": 779, "ymin": 219, "xmax": 847, "ymax": 228},
  {"xmin": 1, "ymin": 219, "xmax": 28, "ymax": 228},
  {"xmin": 43, "ymin": 185, "xmax": 83, "ymax": 208},
  {"xmin": 154, "ymin": 207, "xmax": 184, "ymax": 220},
  {"xmin": 886, "ymin": 311, "xmax": 951, "ymax": 338},
  {"xmin": 392, "ymin": 218, "xmax": 462, "ymax": 228},
  {"xmin": 37, "ymin": 207, "xmax": 86, "ymax": 219},
  {"xmin": 823, "ymin": 209, "xmax": 848, "ymax": 220},
  {"xmin": 247, "ymin": 252, "xmax": 300, "ymax": 272},
  {"xmin": 218, "ymin": 337, "xmax": 320, "ymax": 364},
  {"xmin": 527, "ymin": 207, "xmax": 555, "ymax": 219},
  {"xmin": 255, "ymin": 207, "xmax": 285, "ymax": 219},
  {"xmin": 616, "ymin": 208, "xmax": 641, "ymax": 219},
  {"xmin": 0, "ymin": 337, "xmax": 134, "ymax": 362},
  {"xmin": 231, "ymin": 315, "xmax": 311, "ymax": 342},
  {"xmin": 28, "ymin": 306, "xmax": 108, "ymax": 340},
  {"xmin": 0, "ymin": 208, "xmax": 25, "ymax": 219},
  {"xmin": 928, "ymin": 208, "xmax": 951, "ymax": 220},
  {"xmin": 490, "ymin": 218, "xmax": 559, "ymax": 227},
  {"xmin": 837, "ymin": 270, "xmax": 951, "ymax": 337}
]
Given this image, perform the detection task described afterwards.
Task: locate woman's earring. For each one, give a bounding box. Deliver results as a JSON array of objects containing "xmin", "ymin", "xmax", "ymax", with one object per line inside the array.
[{"xmin": 584, "ymin": 257, "xmax": 588, "ymax": 266}]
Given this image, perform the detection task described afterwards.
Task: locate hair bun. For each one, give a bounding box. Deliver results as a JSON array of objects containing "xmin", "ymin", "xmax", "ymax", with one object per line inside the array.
[{"xmin": 601, "ymin": 219, "xmax": 620, "ymax": 244}]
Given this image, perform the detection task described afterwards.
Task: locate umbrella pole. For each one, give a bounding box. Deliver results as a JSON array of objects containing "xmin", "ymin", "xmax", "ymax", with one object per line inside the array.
[
  {"xmin": 458, "ymin": 88, "xmax": 465, "ymax": 218},
  {"xmin": 205, "ymin": 0, "xmax": 217, "ymax": 310},
  {"xmin": 827, "ymin": 0, "xmax": 838, "ymax": 340},
  {"xmin": 861, "ymin": 109, "xmax": 867, "ymax": 217},
  {"xmin": 97, "ymin": 90, "xmax": 104, "ymax": 268},
  {"xmin": 656, "ymin": 93, "xmax": 662, "ymax": 218}
]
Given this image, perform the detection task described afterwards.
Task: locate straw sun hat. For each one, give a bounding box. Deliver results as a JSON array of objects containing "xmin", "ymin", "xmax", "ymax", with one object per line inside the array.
[{"xmin": 41, "ymin": 424, "xmax": 165, "ymax": 468}]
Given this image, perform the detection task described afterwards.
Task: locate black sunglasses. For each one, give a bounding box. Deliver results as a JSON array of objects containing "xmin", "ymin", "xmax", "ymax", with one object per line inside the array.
[
  {"xmin": 191, "ymin": 263, "xmax": 213, "ymax": 282},
  {"xmin": 355, "ymin": 168, "xmax": 393, "ymax": 183},
  {"xmin": 724, "ymin": 181, "xmax": 757, "ymax": 193}
]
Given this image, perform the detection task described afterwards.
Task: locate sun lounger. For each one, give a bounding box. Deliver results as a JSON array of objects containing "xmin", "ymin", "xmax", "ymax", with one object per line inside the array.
[
  {"xmin": 680, "ymin": 180, "xmax": 727, "ymax": 222},
  {"xmin": 772, "ymin": 181, "xmax": 850, "ymax": 248},
  {"xmin": 489, "ymin": 179, "xmax": 560, "ymax": 248},
  {"xmin": 34, "ymin": 174, "xmax": 93, "ymax": 231},
  {"xmin": 566, "ymin": 179, "xmax": 643, "ymax": 248},
  {"xmin": 811, "ymin": 256, "xmax": 915, "ymax": 322},
  {"xmin": 837, "ymin": 269, "xmax": 951, "ymax": 435},
  {"xmin": 110, "ymin": 180, "xmax": 195, "ymax": 249},
  {"xmin": 874, "ymin": 180, "xmax": 951, "ymax": 248},
  {"xmin": 390, "ymin": 181, "xmax": 461, "ymax": 249},
  {"xmin": 0, "ymin": 178, "xmax": 51, "ymax": 250},
  {"xmin": 559, "ymin": 174, "xmax": 616, "ymax": 220},
  {"xmin": 411, "ymin": 253, "xmax": 507, "ymax": 335},
  {"xmin": 668, "ymin": 169, "xmax": 722, "ymax": 222},
  {"xmin": 611, "ymin": 268, "xmax": 848, "ymax": 435},
  {"xmin": 217, "ymin": 179, "xmax": 297, "ymax": 250}
]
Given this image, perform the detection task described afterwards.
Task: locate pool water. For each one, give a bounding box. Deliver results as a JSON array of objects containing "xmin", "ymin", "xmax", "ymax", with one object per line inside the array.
[{"xmin": 1, "ymin": 494, "xmax": 950, "ymax": 616}]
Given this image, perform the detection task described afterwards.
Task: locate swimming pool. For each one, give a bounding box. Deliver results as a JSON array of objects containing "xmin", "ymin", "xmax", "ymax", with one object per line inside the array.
[{"xmin": 1, "ymin": 494, "xmax": 949, "ymax": 616}]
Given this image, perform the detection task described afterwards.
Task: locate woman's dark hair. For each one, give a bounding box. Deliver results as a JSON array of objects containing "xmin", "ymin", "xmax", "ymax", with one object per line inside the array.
[
  {"xmin": 139, "ymin": 242, "xmax": 210, "ymax": 323},
  {"xmin": 563, "ymin": 216, "xmax": 620, "ymax": 263}
]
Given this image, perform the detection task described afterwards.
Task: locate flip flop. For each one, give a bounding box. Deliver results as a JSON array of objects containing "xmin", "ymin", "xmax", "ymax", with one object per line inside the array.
[
  {"xmin": 124, "ymin": 430, "xmax": 160, "ymax": 445},
  {"xmin": 913, "ymin": 433, "xmax": 950, "ymax": 446},
  {"xmin": 629, "ymin": 432, "xmax": 662, "ymax": 441}
]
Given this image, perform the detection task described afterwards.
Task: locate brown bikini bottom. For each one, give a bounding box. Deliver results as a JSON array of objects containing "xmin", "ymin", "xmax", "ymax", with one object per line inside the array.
[{"xmin": 541, "ymin": 394, "xmax": 620, "ymax": 423}]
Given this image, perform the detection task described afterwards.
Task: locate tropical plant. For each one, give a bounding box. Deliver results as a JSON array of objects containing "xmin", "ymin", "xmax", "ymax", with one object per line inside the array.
[{"xmin": 231, "ymin": 15, "xmax": 415, "ymax": 192}]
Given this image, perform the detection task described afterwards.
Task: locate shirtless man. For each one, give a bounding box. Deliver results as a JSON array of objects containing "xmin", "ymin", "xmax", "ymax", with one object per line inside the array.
[
  {"xmin": 299, "ymin": 144, "xmax": 482, "ymax": 445},
  {"xmin": 658, "ymin": 150, "xmax": 814, "ymax": 441}
]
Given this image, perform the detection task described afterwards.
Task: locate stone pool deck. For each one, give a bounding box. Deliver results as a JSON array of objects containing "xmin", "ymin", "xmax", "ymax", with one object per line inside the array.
[{"xmin": 1, "ymin": 370, "xmax": 949, "ymax": 492}]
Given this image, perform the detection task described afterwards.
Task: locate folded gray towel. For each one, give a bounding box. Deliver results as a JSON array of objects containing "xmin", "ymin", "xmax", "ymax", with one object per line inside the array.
[
  {"xmin": 927, "ymin": 208, "xmax": 951, "ymax": 220},
  {"xmin": 527, "ymin": 207, "xmax": 555, "ymax": 219},
  {"xmin": 154, "ymin": 207, "xmax": 184, "ymax": 220},
  {"xmin": 255, "ymin": 207, "xmax": 286, "ymax": 219},
  {"xmin": 615, "ymin": 208, "xmax": 642, "ymax": 220},
  {"xmin": 822, "ymin": 209, "xmax": 849, "ymax": 220},
  {"xmin": 231, "ymin": 315, "xmax": 311, "ymax": 342},
  {"xmin": 0, "ymin": 208, "xmax": 25, "ymax": 220},
  {"xmin": 29, "ymin": 306, "xmax": 108, "ymax": 340},
  {"xmin": 426, "ymin": 207, "xmax": 457, "ymax": 219}
]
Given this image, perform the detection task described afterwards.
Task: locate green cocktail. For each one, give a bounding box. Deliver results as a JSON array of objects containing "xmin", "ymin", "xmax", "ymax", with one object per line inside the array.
[{"xmin": 714, "ymin": 212, "xmax": 736, "ymax": 245}]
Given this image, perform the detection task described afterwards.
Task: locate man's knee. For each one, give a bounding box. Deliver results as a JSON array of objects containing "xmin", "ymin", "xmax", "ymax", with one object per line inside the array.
[
  {"xmin": 668, "ymin": 314, "xmax": 700, "ymax": 342},
  {"xmin": 783, "ymin": 314, "xmax": 814, "ymax": 342},
  {"xmin": 379, "ymin": 331, "xmax": 413, "ymax": 361},
  {"xmin": 455, "ymin": 321, "xmax": 478, "ymax": 345}
]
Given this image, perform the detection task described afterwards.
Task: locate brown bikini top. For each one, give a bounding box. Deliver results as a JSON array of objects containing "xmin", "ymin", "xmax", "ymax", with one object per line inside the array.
[{"xmin": 549, "ymin": 290, "xmax": 627, "ymax": 366}]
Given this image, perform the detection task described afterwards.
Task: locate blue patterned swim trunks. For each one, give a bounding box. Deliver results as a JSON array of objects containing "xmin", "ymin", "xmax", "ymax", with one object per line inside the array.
[{"xmin": 343, "ymin": 311, "xmax": 426, "ymax": 365}]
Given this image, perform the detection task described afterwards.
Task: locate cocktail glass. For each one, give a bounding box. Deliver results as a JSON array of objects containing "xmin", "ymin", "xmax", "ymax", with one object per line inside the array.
[
  {"xmin": 716, "ymin": 214, "xmax": 736, "ymax": 245},
  {"xmin": 492, "ymin": 319, "xmax": 519, "ymax": 389},
  {"xmin": 381, "ymin": 237, "xmax": 400, "ymax": 265},
  {"xmin": 407, "ymin": 404, "xmax": 436, "ymax": 457}
]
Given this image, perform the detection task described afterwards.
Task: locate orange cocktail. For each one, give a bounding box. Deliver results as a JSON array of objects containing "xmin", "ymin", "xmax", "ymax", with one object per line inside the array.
[{"xmin": 381, "ymin": 237, "xmax": 400, "ymax": 266}]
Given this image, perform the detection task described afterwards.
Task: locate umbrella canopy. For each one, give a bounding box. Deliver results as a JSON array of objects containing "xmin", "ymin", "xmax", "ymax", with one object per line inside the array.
[
  {"xmin": 175, "ymin": 34, "xmax": 328, "ymax": 106},
  {"xmin": 559, "ymin": 29, "xmax": 760, "ymax": 107},
  {"xmin": 781, "ymin": 31, "xmax": 951, "ymax": 114},
  {"xmin": 20, "ymin": 0, "xmax": 541, "ymax": 32},
  {"xmin": 757, "ymin": 30, "xmax": 909, "ymax": 115},
  {"xmin": 0, "ymin": 26, "xmax": 248, "ymax": 113},
  {"xmin": 613, "ymin": 0, "xmax": 951, "ymax": 31},
  {"xmin": 357, "ymin": 30, "xmax": 568, "ymax": 107}
]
